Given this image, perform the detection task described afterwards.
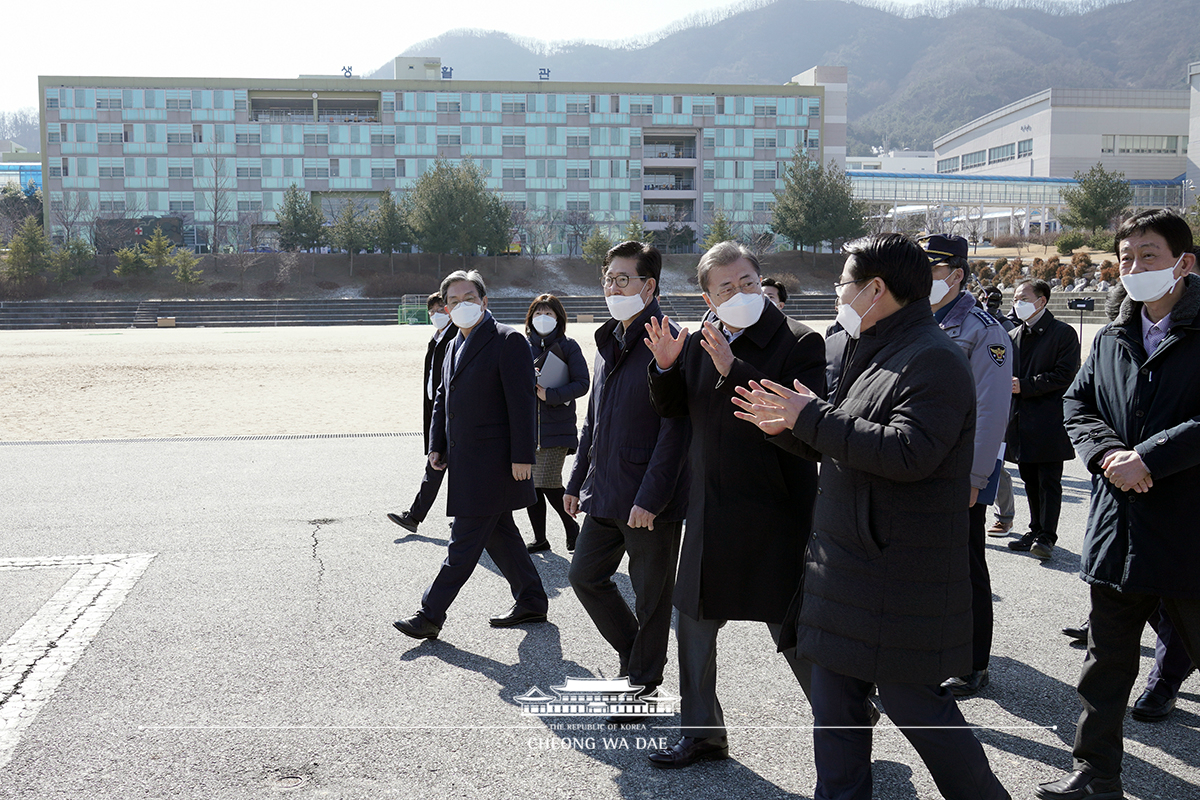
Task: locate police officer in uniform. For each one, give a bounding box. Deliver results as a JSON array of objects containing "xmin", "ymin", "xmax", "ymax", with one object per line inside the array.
[{"xmin": 923, "ymin": 234, "xmax": 1012, "ymax": 696}]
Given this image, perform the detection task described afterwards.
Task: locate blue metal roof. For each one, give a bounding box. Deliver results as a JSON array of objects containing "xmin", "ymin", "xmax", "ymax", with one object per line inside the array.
[{"xmin": 847, "ymin": 170, "xmax": 1184, "ymax": 187}]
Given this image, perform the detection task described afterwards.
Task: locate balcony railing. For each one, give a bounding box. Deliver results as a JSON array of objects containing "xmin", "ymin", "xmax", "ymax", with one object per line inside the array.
[
  {"xmin": 643, "ymin": 213, "xmax": 695, "ymax": 222},
  {"xmin": 643, "ymin": 147, "xmax": 696, "ymax": 159},
  {"xmin": 644, "ymin": 180, "xmax": 695, "ymax": 191}
]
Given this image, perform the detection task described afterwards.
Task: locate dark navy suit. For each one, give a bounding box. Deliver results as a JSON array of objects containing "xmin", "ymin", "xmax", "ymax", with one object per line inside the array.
[
  {"xmin": 418, "ymin": 311, "xmax": 548, "ymax": 627},
  {"xmin": 406, "ymin": 322, "xmax": 456, "ymax": 523}
]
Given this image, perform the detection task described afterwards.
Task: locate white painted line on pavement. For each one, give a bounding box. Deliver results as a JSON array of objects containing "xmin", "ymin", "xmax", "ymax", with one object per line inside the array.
[{"xmin": 0, "ymin": 553, "xmax": 157, "ymax": 770}]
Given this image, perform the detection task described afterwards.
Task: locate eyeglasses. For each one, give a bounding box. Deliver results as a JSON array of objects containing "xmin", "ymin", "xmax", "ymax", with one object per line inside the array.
[
  {"xmin": 711, "ymin": 278, "xmax": 761, "ymax": 304},
  {"xmin": 833, "ymin": 278, "xmax": 863, "ymax": 292},
  {"xmin": 601, "ymin": 274, "xmax": 649, "ymax": 289}
]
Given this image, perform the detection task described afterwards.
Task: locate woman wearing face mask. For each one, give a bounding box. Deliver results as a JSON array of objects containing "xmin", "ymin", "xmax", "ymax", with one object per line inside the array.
[{"xmin": 524, "ymin": 294, "xmax": 591, "ymax": 553}]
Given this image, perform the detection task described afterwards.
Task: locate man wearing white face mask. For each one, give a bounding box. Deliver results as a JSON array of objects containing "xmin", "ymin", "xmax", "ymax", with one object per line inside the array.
[
  {"xmin": 567, "ymin": 241, "xmax": 691, "ymax": 724},
  {"xmin": 643, "ymin": 240, "xmax": 825, "ymax": 768},
  {"xmin": 1003, "ymin": 278, "xmax": 1080, "ymax": 561},
  {"xmin": 393, "ymin": 270, "xmax": 548, "ymax": 640},
  {"xmin": 920, "ymin": 234, "xmax": 1013, "ymax": 698},
  {"xmin": 388, "ymin": 293, "xmax": 457, "ymax": 534},
  {"xmin": 1038, "ymin": 210, "xmax": 1200, "ymax": 800}
]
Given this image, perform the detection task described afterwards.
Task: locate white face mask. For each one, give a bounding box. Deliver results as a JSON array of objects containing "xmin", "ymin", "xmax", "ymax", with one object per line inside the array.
[
  {"xmin": 1014, "ymin": 300, "xmax": 1039, "ymax": 322},
  {"xmin": 1120, "ymin": 254, "xmax": 1185, "ymax": 303},
  {"xmin": 606, "ymin": 290, "xmax": 647, "ymax": 322},
  {"xmin": 532, "ymin": 313, "xmax": 557, "ymax": 336},
  {"xmin": 929, "ymin": 270, "xmax": 958, "ymax": 306},
  {"xmin": 449, "ymin": 301, "xmax": 483, "ymax": 329},
  {"xmin": 711, "ymin": 291, "xmax": 765, "ymax": 330},
  {"xmin": 430, "ymin": 311, "xmax": 450, "ymax": 330},
  {"xmin": 835, "ymin": 282, "xmax": 878, "ymax": 339}
]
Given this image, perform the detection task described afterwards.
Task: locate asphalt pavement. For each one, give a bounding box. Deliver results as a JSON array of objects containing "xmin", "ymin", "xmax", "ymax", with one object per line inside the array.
[{"xmin": 1, "ymin": 417, "xmax": 1197, "ymax": 799}]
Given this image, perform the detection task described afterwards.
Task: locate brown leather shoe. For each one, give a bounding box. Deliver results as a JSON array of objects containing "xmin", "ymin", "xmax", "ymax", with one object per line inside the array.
[
  {"xmin": 647, "ymin": 735, "xmax": 729, "ymax": 768},
  {"xmin": 986, "ymin": 520, "xmax": 1012, "ymax": 537}
]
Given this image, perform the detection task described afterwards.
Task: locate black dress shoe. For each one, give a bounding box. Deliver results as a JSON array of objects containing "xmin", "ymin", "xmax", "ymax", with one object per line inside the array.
[
  {"xmin": 1008, "ymin": 532, "xmax": 1037, "ymax": 551},
  {"xmin": 1031, "ymin": 535, "xmax": 1055, "ymax": 560},
  {"xmin": 387, "ymin": 512, "xmax": 419, "ymax": 533},
  {"xmin": 393, "ymin": 614, "xmax": 440, "ymax": 640},
  {"xmin": 1062, "ymin": 621, "xmax": 1089, "ymax": 642},
  {"xmin": 647, "ymin": 735, "xmax": 729, "ymax": 769},
  {"xmin": 489, "ymin": 605, "xmax": 548, "ymax": 628},
  {"xmin": 941, "ymin": 669, "xmax": 989, "ymax": 697},
  {"xmin": 1035, "ymin": 770, "xmax": 1123, "ymax": 800},
  {"xmin": 527, "ymin": 539, "xmax": 551, "ymax": 553},
  {"xmin": 1131, "ymin": 688, "xmax": 1176, "ymax": 722}
]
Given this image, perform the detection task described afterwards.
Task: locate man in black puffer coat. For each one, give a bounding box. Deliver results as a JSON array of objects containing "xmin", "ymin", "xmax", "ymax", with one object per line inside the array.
[
  {"xmin": 734, "ymin": 233, "xmax": 1010, "ymax": 800},
  {"xmin": 1037, "ymin": 210, "xmax": 1200, "ymax": 800}
]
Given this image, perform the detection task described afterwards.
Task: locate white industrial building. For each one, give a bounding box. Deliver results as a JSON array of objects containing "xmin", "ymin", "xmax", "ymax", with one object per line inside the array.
[{"xmin": 934, "ymin": 88, "xmax": 1190, "ymax": 181}]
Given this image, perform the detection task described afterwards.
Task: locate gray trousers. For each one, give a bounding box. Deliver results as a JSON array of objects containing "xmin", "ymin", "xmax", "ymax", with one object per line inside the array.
[
  {"xmin": 568, "ymin": 515, "xmax": 682, "ymax": 690},
  {"xmin": 993, "ymin": 467, "xmax": 1014, "ymax": 524},
  {"xmin": 677, "ymin": 610, "xmax": 813, "ymax": 738}
]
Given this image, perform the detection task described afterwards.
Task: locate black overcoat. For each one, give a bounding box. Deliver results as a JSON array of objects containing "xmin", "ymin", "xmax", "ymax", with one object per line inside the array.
[
  {"xmin": 422, "ymin": 323, "xmax": 457, "ymax": 453},
  {"xmin": 647, "ymin": 300, "xmax": 824, "ymax": 623},
  {"xmin": 1064, "ymin": 275, "xmax": 1200, "ymax": 599},
  {"xmin": 429, "ymin": 312, "xmax": 537, "ymax": 517},
  {"xmin": 528, "ymin": 330, "xmax": 590, "ymax": 450},
  {"xmin": 1005, "ymin": 309, "xmax": 1079, "ymax": 463},
  {"xmin": 783, "ymin": 300, "xmax": 977, "ymax": 685}
]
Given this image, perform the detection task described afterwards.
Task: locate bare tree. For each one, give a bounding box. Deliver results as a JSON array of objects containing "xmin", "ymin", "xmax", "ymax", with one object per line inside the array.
[
  {"xmin": 519, "ymin": 208, "xmax": 559, "ymax": 273},
  {"xmin": 52, "ymin": 191, "xmax": 95, "ymax": 246},
  {"xmin": 200, "ymin": 148, "xmax": 235, "ymax": 270},
  {"xmin": 562, "ymin": 208, "xmax": 595, "ymax": 258},
  {"xmin": 229, "ymin": 211, "xmax": 265, "ymax": 290}
]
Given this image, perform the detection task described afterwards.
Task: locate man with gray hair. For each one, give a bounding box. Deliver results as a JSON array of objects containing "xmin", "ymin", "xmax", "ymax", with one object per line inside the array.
[
  {"xmin": 393, "ymin": 269, "xmax": 549, "ymax": 640},
  {"xmin": 643, "ymin": 241, "xmax": 825, "ymax": 768}
]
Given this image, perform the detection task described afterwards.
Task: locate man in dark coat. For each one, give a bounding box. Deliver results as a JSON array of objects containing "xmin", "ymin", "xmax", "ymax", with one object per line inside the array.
[
  {"xmin": 566, "ymin": 241, "xmax": 690, "ymax": 723},
  {"xmin": 392, "ymin": 270, "xmax": 548, "ymax": 640},
  {"xmin": 732, "ymin": 233, "xmax": 1010, "ymax": 800},
  {"xmin": 643, "ymin": 240, "xmax": 825, "ymax": 769},
  {"xmin": 1038, "ymin": 210, "xmax": 1200, "ymax": 800},
  {"xmin": 1005, "ymin": 278, "xmax": 1080, "ymax": 560},
  {"xmin": 388, "ymin": 292, "xmax": 457, "ymax": 533}
]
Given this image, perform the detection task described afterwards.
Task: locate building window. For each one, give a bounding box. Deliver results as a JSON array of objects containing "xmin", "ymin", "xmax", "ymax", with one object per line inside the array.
[
  {"xmin": 99, "ymin": 200, "xmax": 126, "ymax": 212},
  {"xmin": 502, "ymin": 166, "xmax": 526, "ymax": 179},
  {"xmin": 987, "ymin": 143, "xmax": 1016, "ymax": 164},
  {"xmin": 753, "ymin": 103, "xmax": 777, "ymax": 117},
  {"xmin": 753, "ymin": 134, "xmax": 777, "ymax": 149},
  {"xmin": 566, "ymin": 102, "xmax": 589, "ymax": 114},
  {"xmin": 381, "ymin": 101, "xmax": 395, "ymax": 113},
  {"xmin": 99, "ymin": 166, "xmax": 125, "ymax": 178},
  {"xmin": 567, "ymin": 134, "xmax": 589, "ymax": 147},
  {"xmin": 46, "ymin": 96, "xmax": 60, "ymax": 109},
  {"xmin": 370, "ymin": 132, "xmax": 396, "ymax": 145},
  {"xmin": 329, "ymin": 159, "xmax": 340, "ymax": 177},
  {"xmin": 303, "ymin": 166, "xmax": 330, "ymax": 178},
  {"xmin": 436, "ymin": 100, "xmax": 461, "ymax": 113},
  {"xmin": 236, "ymin": 133, "xmax": 262, "ymax": 144},
  {"xmin": 629, "ymin": 102, "xmax": 653, "ymax": 115},
  {"xmin": 502, "ymin": 133, "xmax": 526, "ymax": 146},
  {"xmin": 169, "ymin": 200, "xmax": 195, "ymax": 212},
  {"xmin": 168, "ymin": 166, "xmax": 194, "ymax": 178},
  {"xmin": 97, "ymin": 132, "xmax": 122, "ymax": 144},
  {"xmin": 693, "ymin": 102, "xmax": 715, "ymax": 116},
  {"xmin": 166, "ymin": 98, "xmax": 192, "ymax": 110},
  {"xmin": 752, "ymin": 167, "xmax": 776, "ymax": 180},
  {"xmin": 566, "ymin": 167, "xmax": 590, "ymax": 179},
  {"xmin": 1017, "ymin": 139, "xmax": 1033, "ymax": 158},
  {"xmin": 937, "ymin": 156, "xmax": 960, "ymax": 173},
  {"xmin": 371, "ymin": 166, "xmax": 397, "ymax": 178},
  {"xmin": 193, "ymin": 125, "xmax": 204, "ymax": 144},
  {"xmin": 236, "ymin": 166, "xmax": 262, "ymax": 178},
  {"xmin": 502, "ymin": 99, "xmax": 526, "ymax": 113},
  {"xmin": 1111, "ymin": 134, "xmax": 1184, "ymax": 155},
  {"xmin": 961, "ymin": 150, "xmax": 986, "ymax": 170},
  {"xmin": 752, "ymin": 201, "xmax": 774, "ymax": 212},
  {"xmin": 96, "ymin": 97, "xmax": 123, "ymax": 110},
  {"xmin": 237, "ymin": 200, "xmax": 263, "ymax": 212},
  {"xmin": 566, "ymin": 199, "xmax": 590, "ymax": 211},
  {"xmin": 436, "ymin": 133, "xmax": 461, "ymax": 145},
  {"xmin": 303, "ymin": 133, "xmax": 329, "ymax": 145}
]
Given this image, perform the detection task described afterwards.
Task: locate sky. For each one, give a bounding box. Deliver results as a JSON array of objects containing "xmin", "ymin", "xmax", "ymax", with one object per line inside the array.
[{"xmin": 4, "ymin": 0, "xmax": 1075, "ymax": 114}]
